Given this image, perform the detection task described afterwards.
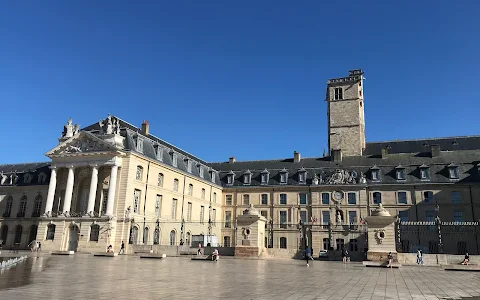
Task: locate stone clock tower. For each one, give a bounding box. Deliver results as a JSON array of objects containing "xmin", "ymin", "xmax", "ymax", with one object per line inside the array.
[{"xmin": 326, "ymin": 69, "xmax": 366, "ymax": 157}]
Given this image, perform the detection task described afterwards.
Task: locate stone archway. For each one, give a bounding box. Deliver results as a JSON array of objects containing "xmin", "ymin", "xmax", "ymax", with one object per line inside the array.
[{"xmin": 68, "ymin": 223, "xmax": 80, "ymax": 251}]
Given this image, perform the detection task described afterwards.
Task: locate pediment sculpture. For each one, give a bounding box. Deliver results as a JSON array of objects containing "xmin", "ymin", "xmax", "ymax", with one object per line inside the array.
[
  {"xmin": 54, "ymin": 135, "xmax": 113, "ymax": 155},
  {"xmin": 0, "ymin": 172, "xmax": 7, "ymax": 185},
  {"xmin": 98, "ymin": 114, "xmax": 120, "ymax": 135}
]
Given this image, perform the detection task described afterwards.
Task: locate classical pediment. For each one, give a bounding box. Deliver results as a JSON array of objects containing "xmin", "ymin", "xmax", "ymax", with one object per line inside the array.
[{"xmin": 46, "ymin": 131, "xmax": 119, "ymax": 157}]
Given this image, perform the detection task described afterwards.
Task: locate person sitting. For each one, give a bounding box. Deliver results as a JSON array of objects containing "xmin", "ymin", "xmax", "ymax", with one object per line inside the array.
[
  {"xmin": 212, "ymin": 248, "xmax": 219, "ymax": 261},
  {"xmin": 462, "ymin": 252, "xmax": 470, "ymax": 265},
  {"xmin": 387, "ymin": 252, "xmax": 393, "ymax": 268},
  {"xmin": 106, "ymin": 245, "xmax": 114, "ymax": 253}
]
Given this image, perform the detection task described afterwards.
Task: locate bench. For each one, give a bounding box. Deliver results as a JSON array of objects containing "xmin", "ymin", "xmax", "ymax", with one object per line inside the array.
[
  {"xmin": 93, "ymin": 252, "xmax": 118, "ymax": 257},
  {"xmin": 363, "ymin": 261, "xmax": 401, "ymax": 268},
  {"xmin": 52, "ymin": 251, "xmax": 75, "ymax": 255},
  {"xmin": 442, "ymin": 264, "xmax": 480, "ymax": 271}
]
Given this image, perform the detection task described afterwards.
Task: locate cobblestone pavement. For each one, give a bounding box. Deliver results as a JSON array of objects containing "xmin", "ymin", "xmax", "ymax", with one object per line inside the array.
[{"xmin": 1, "ymin": 254, "xmax": 480, "ymax": 300}]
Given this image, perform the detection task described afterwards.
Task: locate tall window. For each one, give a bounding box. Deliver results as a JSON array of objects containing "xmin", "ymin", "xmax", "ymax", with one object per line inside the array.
[
  {"xmin": 90, "ymin": 224, "xmax": 100, "ymax": 242},
  {"xmin": 300, "ymin": 211, "xmax": 307, "ymax": 223},
  {"xmin": 397, "ymin": 192, "xmax": 407, "ymax": 204},
  {"xmin": 173, "ymin": 179, "xmax": 179, "ymax": 192},
  {"xmin": 261, "ymin": 173, "xmax": 269, "ymax": 185},
  {"xmin": 133, "ymin": 189, "xmax": 141, "ymax": 213},
  {"xmin": 46, "ymin": 224, "xmax": 56, "ymax": 240},
  {"xmin": 321, "ymin": 193, "xmax": 330, "ymax": 205},
  {"xmin": 143, "ymin": 227, "xmax": 149, "ymax": 244},
  {"xmin": 396, "ymin": 167, "xmax": 406, "ymax": 180},
  {"xmin": 155, "ymin": 195, "xmax": 162, "ymax": 217},
  {"xmin": 334, "ymin": 87, "xmax": 343, "ymax": 100},
  {"xmin": 372, "ymin": 192, "xmax": 382, "ymax": 204},
  {"xmin": 336, "ymin": 238, "xmax": 345, "ymax": 250},
  {"xmin": 243, "ymin": 194, "xmax": 250, "ymax": 205},
  {"xmin": 298, "ymin": 171, "xmax": 306, "ymax": 184},
  {"xmin": 243, "ymin": 172, "xmax": 252, "ymax": 184},
  {"xmin": 199, "ymin": 166, "xmax": 204, "ymax": 178},
  {"xmin": 225, "ymin": 211, "xmax": 232, "ymax": 228},
  {"xmin": 453, "ymin": 211, "xmax": 464, "ymax": 223},
  {"xmin": 420, "ymin": 167, "xmax": 430, "ymax": 180},
  {"xmin": 280, "ymin": 194, "xmax": 287, "ymax": 205},
  {"xmin": 261, "ymin": 194, "xmax": 268, "ymax": 205},
  {"xmin": 169, "ymin": 230, "xmax": 176, "ymax": 245},
  {"xmin": 3, "ymin": 196, "xmax": 13, "ymax": 217},
  {"xmin": 280, "ymin": 211, "xmax": 287, "ymax": 228},
  {"xmin": 200, "ymin": 206, "xmax": 205, "ymax": 224},
  {"xmin": 349, "ymin": 239, "xmax": 358, "ymax": 251},
  {"xmin": 187, "ymin": 202, "xmax": 192, "ymax": 221},
  {"xmin": 136, "ymin": 166, "xmax": 143, "ymax": 180},
  {"xmin": 14, "ymin": 225, "xmax": 22, "ymax": 244},
  {"xmin": 171, "ymin": 199, "xmax": 177, "ymax": 219},
  {"xmin": 348, "ymin": 211, "xmax": 357, "ymax": 224},
  {"xmin": 225, "ymin": 195, "xmax": 232, "ymax": 205},
  {"xmin": 423, "ymin": 191, "xmax": 434, "ymax": 203},
  {"xmin": 347, "ymin": 192, "xmax": 356, "ymax": 205},
  {"xmin": 279, "ymin": 237, "xmax": 287, "ymax": 249},
  {"xmin": 213, "ymin": 192, "xmax": 216, "ymax": 203},
  {"xmin": 201, "ymin": 188, "xmax": 206, "ymax": 200},
  {"xmin": 136, "ymin": 139, "xmax": 144, "ymax": 153},
  {"xmin": 157, "ymin": 173, "xmax": 163, "ymax": 187},
  {"xmin": 371, "ymin": 169, "xmax": 380, "ymax": 181},
  {"xmin": 32, "ymin": 195, "xmax": 43, "ymax": 217},
  {"xmin": 322, "ymin": 211, "xmax": 330, "ymax": 225},
  {"xmin": 280, "ymin": 172, "xmax": 288, "ymax": 184},
  {"xmin": 17, "ymin": 196, "xmax": 27, "ymax": 217},
  {"xmin": 1, "ymin": 225, "xmax": 8, "ymax": 245},
  {"xmin": 449, "ymin": 166, "xmax": 459, "ymax": 179},
  {"xmin": 323, "ymin": 238, "xmax": 330, "ymax": 250},
  {"xmin": 223, "ymin": 236, "xmax": 231, "ymax": 247},
  {"xmin": 227, "ymin": 174, "xmax": 234, "ymax": 185},
  {"xmin": 451, "ymin": 191, "xmax": 461, "ymax": 204},
  {"xmin": 299, "ymin": 193, "xmax": 307, "ymax": 205},
  {"xmin": 188, "ymin": 184, "xmax": 193, "ymax": 196},
  {"xmin": 186, "ymin": 160, "xmax": 192, "ymax": 173},
  {"xmin": 398, "ymin": 210, "xmax": 408, "ymax": 222}
]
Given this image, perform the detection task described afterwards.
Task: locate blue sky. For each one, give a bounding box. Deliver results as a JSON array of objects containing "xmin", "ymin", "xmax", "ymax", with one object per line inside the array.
[{"xmin": 1, "ymin": 1, "xmax": 479, "ymax": 164}]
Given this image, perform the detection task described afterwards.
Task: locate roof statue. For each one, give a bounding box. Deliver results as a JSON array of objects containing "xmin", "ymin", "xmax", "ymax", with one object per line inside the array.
[{"xmin": 61, "ymin": 117, "xmax": 80, "ymax": 139}]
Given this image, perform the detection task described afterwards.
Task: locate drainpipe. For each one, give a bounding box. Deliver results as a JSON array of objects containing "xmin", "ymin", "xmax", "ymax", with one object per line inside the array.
[
  {"xmin": 470, "ymin": 185, "xmax": 479, "ymax": 254},
  {"xmin": 143, "ymin": 161, "xmax": 150, "ymax": 245},
  {"xmin": 180, "ymin": 175, "xmax": 186, "ymax": 245}
]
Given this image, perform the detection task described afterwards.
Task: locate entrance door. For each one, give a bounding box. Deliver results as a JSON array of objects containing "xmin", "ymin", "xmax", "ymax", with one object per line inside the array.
[
  {"xmin": 68, "ymin": 225, "xmax": 80, "ymax": 251},
  {"xmin": 28, "ymin": 225, "xmax": 38, "ymax": 245}
]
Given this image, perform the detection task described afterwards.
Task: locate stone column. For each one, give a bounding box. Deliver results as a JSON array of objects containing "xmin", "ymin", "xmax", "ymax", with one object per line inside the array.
[
  {"xmin": 85, "ymin": 165, "xmax": 98, "ymax": 217},
  {"xmin": 62, "ymin": 166, "xmax": 75, "ymax": 217},
  {"xmin": 43, "ymin": 166, "xmax": 57, "ymax": 217},
  {"xmin": 105, "ymin": 165, "xmax": 118, "ymax": 217}
]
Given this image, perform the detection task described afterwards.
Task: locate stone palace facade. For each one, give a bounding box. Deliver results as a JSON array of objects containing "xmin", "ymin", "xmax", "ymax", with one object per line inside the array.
[{"xmin": 1, "ymin": 69, "xmax": 480, "ymax": 256}]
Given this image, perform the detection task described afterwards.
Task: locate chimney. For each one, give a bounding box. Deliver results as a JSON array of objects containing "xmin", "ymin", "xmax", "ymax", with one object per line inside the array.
[
  {"xmin": 331, "ymin": 149, "xmax": 342, "ymax": 162},
  {"xmin": 141, "ymin": 120, "xmax": 150, "ymax": 135},
  {"xmin": 381, "ymin": 147, "xmax": 388, "ymax": 159},
  {"xmin": 430, "ymin": 144, "xmax": 441, "ymax": 157},
  {"xmin": 229, "ymin": 157, "xmax": 236, "ymax": 163},
  {"xmin": 293, "ymin": 151, "xmax": 301, "ymax": 163}
]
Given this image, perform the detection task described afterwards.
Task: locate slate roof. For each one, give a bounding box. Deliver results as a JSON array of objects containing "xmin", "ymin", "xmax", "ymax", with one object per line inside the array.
[
  {"xmin": 0, "ymin": 162, "xmax": 51, "ymax": 186},
  {"xmin": 82, "ymin": 117, "xmax": 222, "ymax": 186}
]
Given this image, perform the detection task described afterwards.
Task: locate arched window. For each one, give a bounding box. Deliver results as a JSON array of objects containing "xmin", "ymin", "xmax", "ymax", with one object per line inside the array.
[
  {"xmin": 90, "ymin": 224, "xmax": 100, "ymax": 242},
  {"xmin": 173, "ymin": 179, "xmax": 179, "ymax": 192},
  {"xmin": 169, "ymin": 230, "xmax": 176, "ymax": 246},
  {"xmin": 3, "ymin": 196, "xmax": 13, "ymax": 217},
  {"xmin": 0, "ymin": 225, "xmax": 8, "ymax": 245},
  {"xmin": 32, "ymin": 195, "xmax": 43, "ymax": 217},
  {"xmin": 14, "ymin": 225, "xmax": 23, "ymax": 244},
  {"xmin": 153, "ymin": 228, "xmax": 160, "ymax": 245},
  {"xmin": 28, "ymin": 225, "xmax": 38, "ymax": 244},
  {"xmin": 46, "ymin": 224, "xmax": 56, "ymax": 240},
  {"xmin": 223, "ymin": 236, "xmax": 231, "ymax": 247},
  {"xmin": 186, "ymin": 232, "xmax": 191, "ymax": 246},
  {"xmin": 129, "ymin": 226, "xmax": 138, "ymax": 244},
  {"xmin": 136, "ymin": 166, "xmax": 143, "ymax": 181},
  {"xmin": 18, "ymin": 195, "xmax": 27, "ymax": 217},
  {"xmin": 280, "ymin": 237, "xmax": 287, "ymax": 249},
  {"xmin": 143, "ymin": 227, "xmax": 149, "ymax": 244}
]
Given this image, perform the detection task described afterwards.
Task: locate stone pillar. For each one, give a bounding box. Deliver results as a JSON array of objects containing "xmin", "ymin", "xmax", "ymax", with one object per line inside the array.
[
  {"xmin": 43, "ymin": 166, "xmax": 57, "ymax": 217},
  {"xmin": 62, "ymin": 166, "xmax": 75, "ymax": 217},
  {"xmin": 85, "ymin": 165, "xmax": 98, "ymax": 217},
  {"xmin": 105, "ymin": 165, "xmax": 118, "ymax": 217}
]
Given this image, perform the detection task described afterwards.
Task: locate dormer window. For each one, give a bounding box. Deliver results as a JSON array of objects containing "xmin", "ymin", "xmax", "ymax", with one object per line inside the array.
[
  {"xmin": 243, "ymin": 170, "xmax": 252, "ymax": 185},
  {"xmin": 279, "ymin": 169, "xmax": 288, "ymax": 184},
  {"xmin": 153, "ymin": 144, "xmax": 163, "ymax": 161},
  {"xmin": 226, "ymin": 171, "xmax": 235, "ymax": 185},
  {"xmin": 198, "ymin": 164, "xmax": 204, "ymax": 178},
  {"xmin": 448, "ymin": 163, "xmax": 459, "ymax": 179},
  {"xmin": 136, "ymin": 138, "xmax": 144, "ymax": 153},
  {"xmin": 185, "ymin": 159, "xmax": 192, "ymax": 173},
  {"xmin": 210, "ymin": 170, "xmax": 216, "ymax": 183},
  {"xmin": 371, "ymin": 166, "xmax": 380, "ymax": 181},
  {"xmin": 169, "ymin": 151, "xmax": 177, "ymax": 167},
  {"xmin": 298, "ymin": 168, "xmax": 307, "ymax": 184},
  {"xmin": 395, "ymin": 165, "xmax": 406, "ymax": 181},
  {"xmin": 420, "ymin": 164, "xmax": 430, "ymax": 180},
  {"xmin": 260, "ymin": 169, "xmax": 270, "ymax": 185}
]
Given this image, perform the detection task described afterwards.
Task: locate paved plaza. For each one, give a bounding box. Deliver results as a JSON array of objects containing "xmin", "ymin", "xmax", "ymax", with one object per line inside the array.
[{"xmin": 1, "ymin": 254, "xmax": 480, "ymax": 300}]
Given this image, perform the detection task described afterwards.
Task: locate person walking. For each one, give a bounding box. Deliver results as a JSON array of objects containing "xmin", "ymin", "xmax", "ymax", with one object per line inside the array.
[
  {"xmin": 38, "ymin": 242, "xmax": 41, "ymax": 252},
  {"xmin": 305, "ymin": 246, "xmax": 313, "ymax": 267},
  {"xmin": 197, "ymin": 243, "xmax": 202, "ymax": 255},
  {"xmin": 416, "ymin": 249, "xmax": 424, "ymax": 265},
  {"xmin": 387, "ymin": 252, "xmax": 394, "ymax": 268},
  {"xmin": 119, "ymin": 241, "xmax": 125, "ymax": 255}
]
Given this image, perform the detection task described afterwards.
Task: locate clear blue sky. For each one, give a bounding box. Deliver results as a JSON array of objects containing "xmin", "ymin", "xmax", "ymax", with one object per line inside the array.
[{"xmin": 1, "ymin": 1, "xmax": 479, "ymax": 164}]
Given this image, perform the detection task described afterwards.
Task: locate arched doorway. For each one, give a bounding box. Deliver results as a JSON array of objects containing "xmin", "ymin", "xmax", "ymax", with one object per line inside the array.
[
  {"xmin": 169, "ymin": 230, "xmax": 176, "ymax": 245},
  {"xmin": 14, "ymin": 225, "xmax": 23, "ymax": 245},
  {"xmin": 143, "ymin": 227, "xmax": 149, "ymax": 244},
  {"xmin": 129, "ymin": 226, "xmax": 138, "ymax": 244},
  {"xmin": 28, "ymin": 225, "xmax": 38, "ymax": 245},
  {"xmin": 186, "ymin": 232, "xmax": 191, "ymax": 246},
  {"xmin": 1, "ymin": 225, "xmax": 8, "ymax": 245},
  {"xmin": 153, "ymin": 228, "xmax": 160, "ymax": 245},
  {"xmin": 68, "ymin": 224, "xmax": 80, "ymax": 251}
]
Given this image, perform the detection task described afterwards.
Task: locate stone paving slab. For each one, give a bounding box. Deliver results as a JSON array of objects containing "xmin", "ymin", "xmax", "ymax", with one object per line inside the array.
[{"xmin": 1, "ymin": 255, "xmax": 480, "ymax": 299}]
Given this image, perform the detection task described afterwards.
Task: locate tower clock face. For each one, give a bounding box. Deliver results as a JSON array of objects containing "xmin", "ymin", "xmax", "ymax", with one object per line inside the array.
[{"xmin": 333, "ymin": 191, "xmax": 344, "ymax": 201}]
